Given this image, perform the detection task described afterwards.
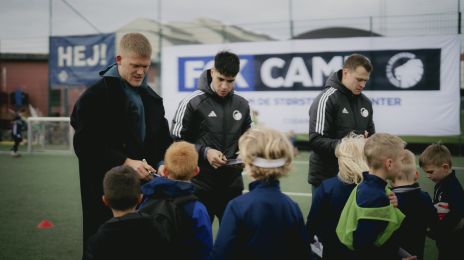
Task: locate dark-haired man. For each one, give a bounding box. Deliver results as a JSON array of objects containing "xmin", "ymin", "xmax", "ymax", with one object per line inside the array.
[
  {"xmin": 171, "ymin": 51, "xmax": 252, "ymax": 224},
  {"xmin": 308, "ymin": 54, "xmax": 375, "ymax": 189}
]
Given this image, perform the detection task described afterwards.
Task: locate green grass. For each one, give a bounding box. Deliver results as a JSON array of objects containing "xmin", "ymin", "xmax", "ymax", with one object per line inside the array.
[
  {"xmin": 0, "ymin": 151, "xmax": 463, "ymax": 259},
  {"xmin": 0, "ymin": 153, "xmax": 82, "ymax": 260}
]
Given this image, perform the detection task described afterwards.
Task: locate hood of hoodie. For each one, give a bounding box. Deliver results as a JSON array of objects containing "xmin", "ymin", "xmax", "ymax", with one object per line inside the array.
[
  {"xmin": 325, "ymin": 69, "xmax": 358, "ymax": 99},
  {"xmin": 141, "ymin": 177, "xmax": 195, "ymax": 198},
  {"xmin": 197, "ymin": 69, "xmax": 234, "ymax": 98}
]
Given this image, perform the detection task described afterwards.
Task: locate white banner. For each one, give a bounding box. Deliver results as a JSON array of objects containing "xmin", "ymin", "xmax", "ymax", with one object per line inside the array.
[{"xmin": 162, "ymin": 35, "xmax": 460, "ymax": 136}]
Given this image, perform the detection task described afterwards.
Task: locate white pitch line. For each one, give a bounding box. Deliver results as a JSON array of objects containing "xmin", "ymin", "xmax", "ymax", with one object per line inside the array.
[
  {"xmin": 293, "ymin": 160, "xmax": 464, "ymax": 171},
  {"xmin": 243, "ymin": 189, "xmax": 312, "ymax": 197}
]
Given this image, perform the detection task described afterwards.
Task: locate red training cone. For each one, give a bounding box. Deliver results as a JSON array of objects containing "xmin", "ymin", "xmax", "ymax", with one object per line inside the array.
[{"xmin": 37, "ymin": 219, "xmax": 54, "ymax": 229}]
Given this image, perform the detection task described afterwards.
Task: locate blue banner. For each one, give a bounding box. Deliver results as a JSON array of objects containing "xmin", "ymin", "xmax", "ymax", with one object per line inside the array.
[
  {"xmin": 49, "ymin": 33, "xmax": 115, "ymax": 87},
  {"xmin": 177, "ymin": 49, "xmax": 440, "ymax": 92}
]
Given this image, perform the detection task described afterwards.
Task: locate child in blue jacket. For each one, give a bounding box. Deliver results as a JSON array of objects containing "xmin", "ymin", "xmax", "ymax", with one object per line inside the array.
[
  {"xmin": 391, "ymin": 149, "xmax": 438, "ymax": 260},
  {"xmin": 336, "ymin": 133, "xmax": 415, "ymax": 260},
  {"xmin": 139, "ymin": 141, "xmax": 213, "ymax": 260},
  {"xmin": 306, "ymin": 133, "xmax": 368, "ymax": 259},
  {"xmin": 211, "ymin": 126, "xmax": 310, "ymax": 260},
  {"xmin": 419, "ymin": 143, "xmax": 464, "ymax": 260}
]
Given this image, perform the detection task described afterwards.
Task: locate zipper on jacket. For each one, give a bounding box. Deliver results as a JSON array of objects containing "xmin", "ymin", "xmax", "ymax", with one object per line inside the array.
[
  {"xmin": 350, "ymin": 95, "xmax": 360, "ymax": 130},
  {"xmin": 221, "ymin": 99, "xmax": 228, "ymax": 153}
]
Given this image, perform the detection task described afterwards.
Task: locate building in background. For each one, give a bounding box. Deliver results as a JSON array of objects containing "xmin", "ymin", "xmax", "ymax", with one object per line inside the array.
[{"xmin": 0, "ymin": 18, "xmax": 274, "ymax": 119}]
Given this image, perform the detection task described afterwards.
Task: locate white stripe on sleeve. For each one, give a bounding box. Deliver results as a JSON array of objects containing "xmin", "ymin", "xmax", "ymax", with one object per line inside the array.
[
  {"xmin": 315, "ymin": 87, "xmax": 337, "ymax": 135},
  {"xmin": 172, "ymin": 90, "xmax": 204, "ymax": 138}
]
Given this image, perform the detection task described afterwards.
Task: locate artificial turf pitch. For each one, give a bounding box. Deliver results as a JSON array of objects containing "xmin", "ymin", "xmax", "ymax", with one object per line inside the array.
[{"xmin": 1, "ymin": 151, "xmax": 463, "ymax": 259}]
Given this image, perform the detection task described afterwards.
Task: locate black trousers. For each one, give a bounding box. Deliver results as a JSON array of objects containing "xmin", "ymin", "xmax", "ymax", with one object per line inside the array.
[
  {"xmin": 11, "ymin": 137, "xmax": 22, "ymax": 152},
  {"xmin": 194, "ymin": 189, "xmax": 242, "ymax": 224},
  {"xmin": 78, "ymin": 163, "xmax": 112, "ymax": 259}
]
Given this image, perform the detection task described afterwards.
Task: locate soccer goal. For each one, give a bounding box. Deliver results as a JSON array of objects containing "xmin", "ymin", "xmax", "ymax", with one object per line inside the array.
[{"xmin": 26, "ymin": 117, "xmax": 73, "ymax": 154}]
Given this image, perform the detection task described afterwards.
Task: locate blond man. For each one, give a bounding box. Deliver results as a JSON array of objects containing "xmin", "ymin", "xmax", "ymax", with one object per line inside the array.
[
  {"xmin": 212, "ymin": 126, "xmax": 310, "ymax": 259},
  {"xmin": 71, "ymin": 32, "xmax": 172, "ymax": 250},
  {"xmin": 138, "ymin": 141, "xmax": 212, "ymax": 259}
]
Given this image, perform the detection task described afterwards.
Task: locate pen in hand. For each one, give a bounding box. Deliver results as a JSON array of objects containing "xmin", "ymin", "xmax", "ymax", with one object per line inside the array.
[{"xmin": 142, "ymin": 159, "xmax": 161, "ymax": 178}]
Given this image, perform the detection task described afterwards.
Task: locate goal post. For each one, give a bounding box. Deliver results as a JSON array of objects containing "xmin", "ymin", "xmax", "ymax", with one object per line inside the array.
[{"xmin": 26, "ymin": 117, "xmax": 73, "ymax": 154}]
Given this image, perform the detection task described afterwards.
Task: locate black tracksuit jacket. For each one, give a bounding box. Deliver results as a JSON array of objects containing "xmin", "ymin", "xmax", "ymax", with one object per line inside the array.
[
  {"xmin": 171, "ymin": 69, "xmax": 252, "ymax": 193},
  {"xmin": 308, "ymin": 70, "xmax": 375, "ymax": 186}
]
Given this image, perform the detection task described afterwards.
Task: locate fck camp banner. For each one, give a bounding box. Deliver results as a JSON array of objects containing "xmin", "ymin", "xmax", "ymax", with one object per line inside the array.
[
  {"xmin": 49, "ymin": 33, "xmax": 115, "ymax": 87},
  {"xmin": 162, "ymin": 35, "xmax": 460, "ymax": 136}
]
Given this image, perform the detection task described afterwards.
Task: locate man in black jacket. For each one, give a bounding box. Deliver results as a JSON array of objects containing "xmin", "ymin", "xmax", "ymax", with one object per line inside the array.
[
  {"xmin": 71, "ymin": 33, "xmax": 172, "ymax": 254},
  {"xmin": 308, "ymin": 54, "xmax": 375, "ymax": 189},
  {"xmin": 171, "ymin": 51, "xmax": 252, "ymax": 223}
]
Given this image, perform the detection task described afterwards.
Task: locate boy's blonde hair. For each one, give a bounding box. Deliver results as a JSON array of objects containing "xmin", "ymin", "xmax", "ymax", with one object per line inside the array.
[
  {"xmin": 238, "ymin": 126, "xmax": 293, "ymax": 180},
  {"xmin": 164, "ymin": 141, "xmax": 198, "ymax": 181},
  {"xmin": 364, "ymin": 133, "xmax": 406, "ymax": 170},
  {"xmin": 119, "ymin": 32, "xmax": 152, "ymax": 58},
  {"xmin": 396, "ymin": 149, "xmax": 417, "ymax": 182},
  {"xmin": 336, "ymin": 134, "xmax": 368, "ymax": 184},
  {"xmin": 418, "ymin": 143, "xmax": 453, "ymax": 168}
]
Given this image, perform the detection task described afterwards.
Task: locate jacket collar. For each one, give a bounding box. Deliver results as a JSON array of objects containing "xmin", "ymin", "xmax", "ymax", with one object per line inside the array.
[
  {"xmin": 107, "ymin": 212, "xmax": 142, "ymax": 223},
  {"xmin": 141, "ymin": 177, "xmax": 194, "ymax": 198},
  {"xmin": 362, "ymin": 171, "xmax": 388, "ymax": 188},
  {"xmin": 437, "ymin": 170, "xmax": 457, "ymax": 186},
  {"xmin": 391, "ymin": 183, "xmax": 421, "ymax": 193},
  {"xmin": 99, "ymin": 63, "xmax": 148, "ymax": 88},
  {"xmin": 105, "ymin": 77, "xmax": 162, "ymax": 101},
  {"xmin": 249, "ymin": 178, "xmax": 280, "ymax": 191},
  {"xmin": 326, "ymin": 70, "xmax": 358, "ymax": 98},
  {"xmin": 100, "ymin": 64, "xmax": 162, "ymax": 101}
]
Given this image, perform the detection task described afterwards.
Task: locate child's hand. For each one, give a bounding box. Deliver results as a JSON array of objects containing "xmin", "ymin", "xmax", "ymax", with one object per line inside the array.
[{"xmin": 388, "ymin": 191, "xmax": 398, "ymax": 207}]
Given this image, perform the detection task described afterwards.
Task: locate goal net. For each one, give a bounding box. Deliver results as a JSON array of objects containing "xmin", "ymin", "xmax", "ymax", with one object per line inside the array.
[{"xmin": 26, "ymin": 117, "xmax": 73, "ymax": 154}]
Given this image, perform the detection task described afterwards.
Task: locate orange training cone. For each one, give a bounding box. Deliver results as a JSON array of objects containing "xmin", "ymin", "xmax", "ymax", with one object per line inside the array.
[{"xmin": 37, "ymin": 219, "xmax": 54, "ymax": 229}]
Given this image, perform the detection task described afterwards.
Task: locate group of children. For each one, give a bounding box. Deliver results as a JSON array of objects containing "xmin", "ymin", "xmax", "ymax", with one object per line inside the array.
[
  {"xmin": 308, "ymin": 133, "xmax": 464, "ymax": 260},
  {"xmin": 85, "ymin": 127, "xmax": 464, "ymax": 260}
]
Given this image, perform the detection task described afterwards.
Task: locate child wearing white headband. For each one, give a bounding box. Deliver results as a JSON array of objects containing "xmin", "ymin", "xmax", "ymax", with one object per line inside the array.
[{"xmin": 211, "ymin": 126, "xmax": 310, "ymax": 259}]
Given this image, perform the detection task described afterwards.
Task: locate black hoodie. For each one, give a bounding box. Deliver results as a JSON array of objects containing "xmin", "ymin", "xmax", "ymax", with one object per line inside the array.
[
  {"xmin": 308, "ymin": 70, "xmax": 375, "ymax": 186},
  {"xmin": 171, "ymin": 69, "xmax": 252, "ymax": 192}
]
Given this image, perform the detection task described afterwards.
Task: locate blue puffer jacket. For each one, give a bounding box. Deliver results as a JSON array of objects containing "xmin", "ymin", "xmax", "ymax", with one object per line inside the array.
[
  {"xmin": 211, "ymin": 179, "xmax": 310, "ymax": 260},
  {"xmin": 306, "ymin": 175, "xmax": 356, "ymax": 259},
  {"xmin": 353, "ymin": 172, "xmax": 400, "ymax": 260},
  {"xmin": 140, "ymin": 177, "xmax": 213, "ymax": 260}
]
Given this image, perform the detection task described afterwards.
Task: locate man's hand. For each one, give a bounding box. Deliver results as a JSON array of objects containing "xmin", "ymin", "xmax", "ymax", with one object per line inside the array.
[
  {"xmin": 124, "ymin": 158, "xmax": 155, "ymax": 181},
  {"xmin": 388, "ymin": 191, "xmax": 398, "ymax": 208},
  {"xmin": 206, "ymin": 148, "xmax": 227, "ymax": 169}
]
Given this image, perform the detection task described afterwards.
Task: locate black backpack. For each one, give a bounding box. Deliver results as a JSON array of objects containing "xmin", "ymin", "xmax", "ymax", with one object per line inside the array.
[{"xmin": 138, "ymin": 193, "xmax": 198, "ymax": 245}]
